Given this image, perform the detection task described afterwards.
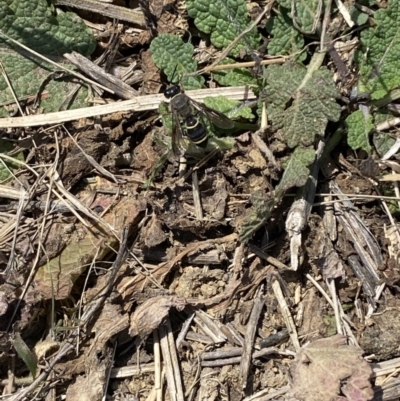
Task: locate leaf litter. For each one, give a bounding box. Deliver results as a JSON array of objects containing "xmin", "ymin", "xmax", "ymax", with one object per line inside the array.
[{"xmin": 0, "ymin": 0, "xmax": 400, "ymax": 401}]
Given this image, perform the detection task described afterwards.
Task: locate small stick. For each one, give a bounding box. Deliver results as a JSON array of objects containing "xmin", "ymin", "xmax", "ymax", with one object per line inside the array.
[
  {"xmin": 176, "ymin": 312, "xmax": 195, "ymax": 348},
  {"xmin": 166, "ymin": 319, "xmax": 184, "ymax": 401},
  {"xmin": 153, "ymin": 330, "xmax": 162, "ymax": 391},
  {"xmin": 192, "ymin": 171, "xmax": 203, "ymax": 220},
  {"xmin": 240, "ymin": 287, "xmax": 265, "ymax": 389},
  {"xmin": 271, "ymin": 279, "xmax": 300, "ymax": 351},
  {"xmin": 159, "ymin": 325, "xmax": 177, "ymax": 401}
]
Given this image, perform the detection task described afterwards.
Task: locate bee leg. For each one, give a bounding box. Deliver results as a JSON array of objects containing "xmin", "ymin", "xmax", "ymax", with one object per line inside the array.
[{"xmin": 178, "ymin": 155, "xmax": 187, "ymax": 178}]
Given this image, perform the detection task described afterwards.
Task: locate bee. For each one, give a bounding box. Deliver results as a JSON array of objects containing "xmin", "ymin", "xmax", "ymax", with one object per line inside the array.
[{"xmin": 164, "ymin": 85, "xmax": 235, "ymax": 156}]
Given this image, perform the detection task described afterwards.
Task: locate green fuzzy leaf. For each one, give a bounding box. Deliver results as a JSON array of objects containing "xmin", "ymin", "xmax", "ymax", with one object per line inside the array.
[
  {"xmin": 212, "ymin": 59, "xmax": 259, "ymax": 86},
  {"xmin": 150, "ymin": 34, "xmax": 204, "ymax": 89},
  {"xmin": 186, "ymin": 0, "xmax": 261, "ymax": 57},
  {"xmin": 0, "ymin": 0, "xmax": 96, "ymax": 56},
  {"xmin": 239, "ymin": 193, "xmax": 275, "ymax": 242},
  {"xmin": 276, "ymin": 0, "xmax": 328, "ymax": 33},
  {"xmin": 266, "ymin": 8, "xmax": 305, "ymax": 61},
  {"xmin": 373, "ymin": 131, "xmax": 400, "ymax": 160},
  {"xmin": 356, "ymin": 1, "xmax": 400, "ymax": 99},
  {"xmin": 0, "ymin": 139, "xmax": 24, "ymax": 181},
  {"xmin": 0, "ymin": 0, "xmax": 96, "ymax": 116},
  {"xmin": 349, "ymin": 5, "xmax": 369, "ymax": 26},
  {"xmin": 204, "ymin": 96, "xmax": 254, "ymax": 119},
  {"xmin": 263, "ymin": 62, "xmax": 341, "ymax": 148},
  {"xmin": 13, "ymin": 333, "xmax": 38, "ymax": 379},
  {"xmin": 275, "ymin": 147, "xmax": 316, "ymax": 195},
  {"xmin": 345, "ymin": 110, "xmax": 374, "ymax": 152}
]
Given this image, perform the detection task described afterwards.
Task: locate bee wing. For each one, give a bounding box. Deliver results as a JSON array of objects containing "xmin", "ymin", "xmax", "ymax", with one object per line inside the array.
[
  {"xmin": 170, "ymin": 107, "xmax": 186, "ymax": 157},
  {"xmin": 189, "ymin": 98, "xmax": 235, "ymax": 129}
]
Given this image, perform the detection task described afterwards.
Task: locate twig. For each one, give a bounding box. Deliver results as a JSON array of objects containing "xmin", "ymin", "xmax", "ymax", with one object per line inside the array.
[
  {"xmin": 192, "ymin": 171, "xmax": 203, "ymax": 220},
  {"xmin": 166, "ymin": 319, "xmax": 184, "ymax": 401},
  {"xmin": 326, "ymin": 278, "xmax": 343, "ymax": 335},
  {"xmin": 0, "ymin": 86, "xmax": 255, "ymax": 128},
  {"xmin": 55, "ymin": 0, "xmax": 146, "ymax": 27},
  {"xmin": 194, "ymin": 310, "xmax": 227, "ymax": 344},
  {"xmin": 240, "ymin": 286, "xmax": 265, "ymax": 389},
  {"xmin": 271, "ymin": 279, "xmax": 300, "ymax": 351},
  {"xmin": 176, "ymin": 312, "xmax": 195, "ymax": 349}
]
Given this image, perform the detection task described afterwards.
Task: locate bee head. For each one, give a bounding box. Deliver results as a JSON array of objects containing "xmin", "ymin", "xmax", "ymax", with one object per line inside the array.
[{"xmin": 164, "ymin": 85, "xmax": 181, "ymax": 99}]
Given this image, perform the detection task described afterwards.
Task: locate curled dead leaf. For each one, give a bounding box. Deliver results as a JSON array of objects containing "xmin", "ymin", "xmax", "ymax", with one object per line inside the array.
[{"xmin": 129, "ymin": 296, "xmax": 186, "ymax": 338}]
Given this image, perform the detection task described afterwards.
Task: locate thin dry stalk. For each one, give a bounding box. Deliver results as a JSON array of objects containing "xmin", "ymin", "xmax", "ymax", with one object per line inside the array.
[
  {"xmin": 176, "ymin": 312, "xmax": 195, "ymax": 348},
  {"xmin": 0, "ymin": 61, "xmax": 24, "ymax": 116},
  {"xmin": 166, "ymin": 320, "xmax": 184, "ymax": 401},
  {"xmin": 192, "ymin": 171, "xmax": 203, "ymax": 220},
  {"xmin": 326, "ymin": 278, "xmax": 343, "ymax": 335},
  {"xmin": 240, "ymin": 287, "xmax": 265, "ymax": 389},
  {"xmin": 0, "ymin": 86, "xmax": 255, "ymax": 128},
  {"xmin": 159, "ymin": 326, "xmax": 176, "ymax": 401},
  {"xmin": 271, "ymin": 279, "xmax": 300, "ymax": 351},
  {"xmin": 55, "ymin": 0, "xmax": 146, "ymax": 27},
  {"xmin": 195, "ymin": 310, "xmax": 227, "ymax": 343}
]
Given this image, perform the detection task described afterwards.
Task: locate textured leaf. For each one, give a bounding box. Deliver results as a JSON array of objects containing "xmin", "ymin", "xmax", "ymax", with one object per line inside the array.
[
  {"xmin": 150, "ymin": 34, "xmax": 204, "ymax": 89},
  {"xmin": 239, "ymin": 193, "xmax": 275, "ymax": 242},
  {"xmin": 204, "ymin": 96, "xmax": 254, "ymax": 119},
  {"xmin": 212, "ymin": 59, "xmax": 259, "ymax": 86},
  {"xmin": 349, "ymin": 5, "xmax": 369, "ymax": 26},
  {"xmin": 356, "ymin": 1, "xmax": 400, "ymax": 99},
  {"xmin": 373, "ymin": 131, "xmax": 400, "ymax": 160},
  {"xmin": 266, "ymin": 8, "xmax": 305, "ymax": 61},
  {"xmin": 276, "ymin": 147, "xmax": 316, "ymax": 195},
  {"xmin": 33, "ymin": 198, "xmax": 146, "ymax": 299},
  {"xmin": 277, "ymin": 0, "xmax": 328, "ymax": 33},
  {"xmin": 0, "ymin": 0, "xmax": 95, "ymax": 56},
  {"xmin": 0, "ymin": 139, "xmax": 24, "ymax": 181},
  {"xmin": 345, "ymin": 110, "xmax": 373, "ymax": 152},
  {"xmin": 0, "ymin": 0, "xmax": 96, "ymax": 116},
  {"xmin": 291, "ymin": 334, "xmax": 373, "ymax": 401},
  {"xmin": 186, "ymin": 0, "xmax": 260, "ymax": 57},
  {"xmin": 263, "ymin": 62, "xmax": 341, "ymax": 148}
]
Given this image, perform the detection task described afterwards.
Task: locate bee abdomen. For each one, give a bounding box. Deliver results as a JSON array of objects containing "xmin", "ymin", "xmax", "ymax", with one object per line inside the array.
[{"xmin": 185, "ymin": 116, "xmax": 208, "ymax": 147}]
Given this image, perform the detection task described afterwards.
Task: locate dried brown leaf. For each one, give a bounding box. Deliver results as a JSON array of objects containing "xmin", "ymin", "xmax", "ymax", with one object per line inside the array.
[
  {"xmin": 129, "ymin": 296, "xmax": 186, "ymax": 338},
  {"xmin": 290, "ymin": 334, "xmax": 373, "ymax": 401},
  {"xmin": 33, "ymin": 198, "xmax": 146, "ymax": 299}
]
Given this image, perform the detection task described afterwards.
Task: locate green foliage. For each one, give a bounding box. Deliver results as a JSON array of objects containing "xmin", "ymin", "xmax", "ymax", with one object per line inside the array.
[
  {"xmin": 373, "ymin": 132, "xmax": 400, "ymax": 159},
  {"xmin": 186, "ymin": 0, "xmax": 260, "ymax": 57},
  {"xmin": 0, "ymin": 0, "xmax": 96, "ymax": 56},
  {"xmin": 356, "ymin": 1, "xmax": 400, "ymax": 99},
  {"xmin": 239, "ymin": 148, "xmax": 315, "ymax": 241},
  {"xmin": 263, "ymin": 61, "xmax": 341, "ymax": 148},
  {"xmin": 150, "ymin": 34, "xmax": 204, "ymax": 89},
  {"xmin": 266, "ymin": 8, "xmax": 306, "ymax": 61},
  {"xmin": 212, "ymin": 59, "xmax": 259, "ymax": 87},
  {"xmin": 276, "ymin": 147, "xmax": 316, "ymax": 196},
  {"xmin": 345, "ymin": 110, "xmax": 373, "ymax": 153},
  {"xmin": 239, "ymin": 193, "xmax": 275, "ymax": 242},
  {"xmin": 0, "ymin": 0, "xmax": 96, "ymax": 116},
  {"xmin": 0, "ymin": 139, "xmax": 24, "ymax": 181},
  {"xmin": 349, "ymin": 5, "xmax": 369, "ymax": 26},
  {"xmin": 276, "ymin": 0, "xmax": 328, "ymax": 33},
  {"xmin": 204, "ymin": 96, "xmax": 254, "ymax": 120},
  {"xmin": 13, "ymin": 333, "xmax": 38, "ymax": 379}
]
